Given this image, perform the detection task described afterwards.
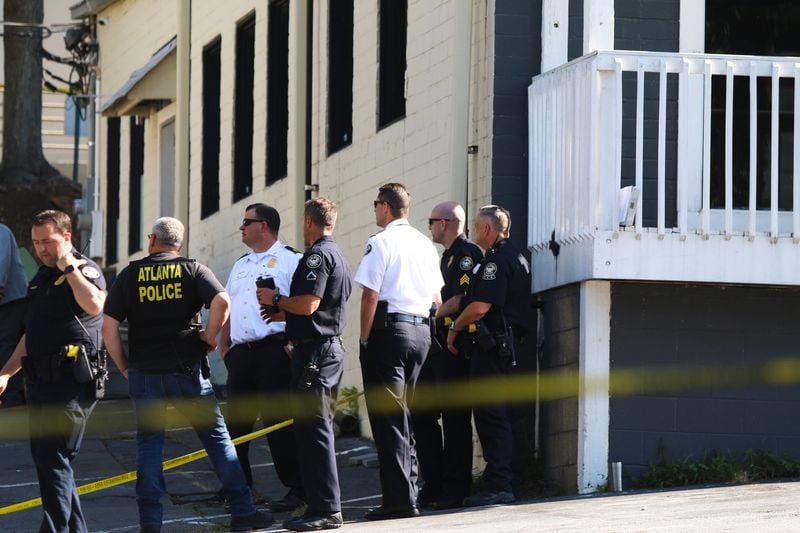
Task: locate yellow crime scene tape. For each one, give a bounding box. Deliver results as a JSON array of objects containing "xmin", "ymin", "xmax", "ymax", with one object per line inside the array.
[
  {"xmin": 0, "ymin": 419, "xmax": 295, "ymax": 516},
  {"xmin": 3, "ymin": 354, "xmax": 800, "ymax": 515}
]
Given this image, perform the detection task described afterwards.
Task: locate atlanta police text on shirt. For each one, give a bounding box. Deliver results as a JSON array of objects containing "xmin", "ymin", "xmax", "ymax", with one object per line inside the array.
[{"xmin": 137, "ymin": 263, "xmax": 183, "ymax": 302}]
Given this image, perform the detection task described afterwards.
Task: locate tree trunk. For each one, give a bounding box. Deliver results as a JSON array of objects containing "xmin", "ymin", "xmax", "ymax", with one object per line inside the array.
[{"xmin": 0, "ymin": 0, "xmax": 80, "ymax": 254}]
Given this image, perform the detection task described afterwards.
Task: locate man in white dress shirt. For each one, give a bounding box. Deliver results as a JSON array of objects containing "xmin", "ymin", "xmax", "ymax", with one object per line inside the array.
[
  {"xmin": 354, "ymin": 183, "xmax": 444, "ymax": 521},
  {"xmin": 220, "ymin": 203, "xmax": 305, "ymax": 512}
]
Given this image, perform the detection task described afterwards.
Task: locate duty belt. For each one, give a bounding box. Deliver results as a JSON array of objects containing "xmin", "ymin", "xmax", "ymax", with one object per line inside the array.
[
  {"xmin": 386, "ymin": 313, "xmax": 429, "ymax": 326},
  {"xmin": 292, "ymin": 335, "xmax": 342, "ymax": 347},
  {"xmin": 236, "ymin": 332, "xmax": 286, "ymax": 350}
]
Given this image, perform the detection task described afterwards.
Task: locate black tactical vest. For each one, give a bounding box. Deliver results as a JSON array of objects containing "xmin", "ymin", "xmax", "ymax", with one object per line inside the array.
[{"xmin": 126, "ymin": 256, "xmax": 203, "ymax": 368}]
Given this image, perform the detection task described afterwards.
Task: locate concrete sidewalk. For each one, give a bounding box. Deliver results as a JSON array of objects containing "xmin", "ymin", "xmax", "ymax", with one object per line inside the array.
[{"xmin": 2, "ymin": 399, "xmax": 799, "ymax": 531}]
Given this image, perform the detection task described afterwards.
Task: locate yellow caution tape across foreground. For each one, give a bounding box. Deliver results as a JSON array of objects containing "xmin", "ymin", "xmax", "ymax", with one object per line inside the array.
[{"xmin": 0, "ymin": 419, "xmax": 294, "ymax": 516}]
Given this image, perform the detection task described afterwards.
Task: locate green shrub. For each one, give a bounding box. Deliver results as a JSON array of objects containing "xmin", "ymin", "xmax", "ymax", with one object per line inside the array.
[{"xmin": 632, "ymin": 448, "xmax": 800, "ymax": 489}]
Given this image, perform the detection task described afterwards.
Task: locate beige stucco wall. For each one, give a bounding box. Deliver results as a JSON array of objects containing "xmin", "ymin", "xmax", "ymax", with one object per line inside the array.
[{"xmin": 92, "ymin": 0, "xmax": 496, "ymax": 410}]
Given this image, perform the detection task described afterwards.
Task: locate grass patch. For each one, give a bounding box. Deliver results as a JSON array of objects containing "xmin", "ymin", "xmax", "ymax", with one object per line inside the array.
[{"xmin": 632, "ymin": 448, "xmax": 800, "ymax": 489}]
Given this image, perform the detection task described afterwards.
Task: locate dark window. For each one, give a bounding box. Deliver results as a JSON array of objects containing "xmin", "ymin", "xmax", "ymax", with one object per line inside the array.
[
  {"xmin": 268, "ymin": 1, "xmax": 290, "ymax": 181},
  {"xmin": 202, "ymin": 37, "xmax": 221, "ymax": 218},
  {"xmin": 233, "ymin": 12, "xmax": 256, "ymax": 202},
  {"xmin": 378, "ymin": 0, "xmax": 406, "ymax": 128},
  {"xmin": 105, "ymin": 117, "xmax": 120, "ymax": 265},
  {"xmin": 328, "ymin": 0, "xmax": 353, "ymax": 154},
  {"xmin": 705, "ymin": 0, "xmax": 800, "ymax": 210},
  {"xmin": 128, "ymin": 117, "xmax": 145, "ymax": 255}
]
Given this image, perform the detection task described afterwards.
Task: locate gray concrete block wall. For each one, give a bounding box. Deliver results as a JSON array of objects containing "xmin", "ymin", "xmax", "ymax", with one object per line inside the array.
[
  {"xmin": 492, "ymin": 0, "xmax": 541, "ymax": 254},
  {"xmin": 615, "ymin": 0, "xmax": 680, "ymax": 228},
  {"xmin": 538, "ymin": 283, "xmax": 580, "ymax": 494},
  {"xmin": 609, "ymin": 282, "xmax": 800, "ymax": 480},
  {"xmin": 567, "ymin": 0, "xmax": 583, "ymax": 61}
]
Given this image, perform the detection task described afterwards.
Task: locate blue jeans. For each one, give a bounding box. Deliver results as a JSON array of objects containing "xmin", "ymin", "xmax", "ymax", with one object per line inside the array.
[
  {"xmin": 27, "ymin": 378, "xmax": 95, "ymax": 533},
  {"xmin": 128, "ymin": 365, "xmax": 255, "ymax": 528}
]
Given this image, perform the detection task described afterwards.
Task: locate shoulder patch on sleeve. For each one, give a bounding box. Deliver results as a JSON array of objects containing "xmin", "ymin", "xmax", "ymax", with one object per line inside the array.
[
  {"xmin": 79, "ymin": 265, "xmax": 101, "ymax": 279},
  {"xmin": 482, "ymin": 262, "xmax": 498, "ymax": 280},
  {"xmin": 459, "ymin": 256, "xmax": 474, "ymax": 271},
  {"xmin": 306, "ymin": 270, "xmax": 318, "ymax": 281},
  {"xmin": 306, "ymin": 253, "xmax": 323, "ymax": 269}
]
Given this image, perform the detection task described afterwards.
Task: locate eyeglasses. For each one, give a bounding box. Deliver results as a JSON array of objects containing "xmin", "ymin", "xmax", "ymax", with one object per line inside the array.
[
  {"xmin": 428, "ymin": 218, "xmax": 451, "ymax": 225},
  {"xmin": 373, "ymin": 199, "xmax": 394, "ymax": 209},
  {"xmin": 147, "ymin": 233, "xmax": 155, "ymax": 239},
  {"xmin": 242, "ymin": 218, "xmax": 266, "ymax": 226}
]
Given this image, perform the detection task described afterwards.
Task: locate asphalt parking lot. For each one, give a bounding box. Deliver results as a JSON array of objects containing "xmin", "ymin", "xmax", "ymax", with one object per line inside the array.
[{"xmin": 2, "ymin": 399, "xmax": 800, "ymax": 532}]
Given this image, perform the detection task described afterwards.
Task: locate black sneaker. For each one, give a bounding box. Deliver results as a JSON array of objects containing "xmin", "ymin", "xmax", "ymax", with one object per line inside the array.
[
  {"xmin": 416, "ymin": 487, "xmax": 441, "ymax": 508},
  {"xmin": 140, "ymin": 525, "xmax": 160, "ymax": 533},
  {"xmin": 283, "ymin": 511, "xmax": 343, "ymax": 531},
  {"xmin": 230, "ymin": 510, "xmax": 275, "ymax": 531},
  {"xmin": 462, "ymin": 491, "xmax": 515, "ymax": 507}
]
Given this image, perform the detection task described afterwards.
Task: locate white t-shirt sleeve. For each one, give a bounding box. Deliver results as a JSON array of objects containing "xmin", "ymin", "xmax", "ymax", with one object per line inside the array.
[{"xmin": 354, "ymin": 235, "xmax": 386, "ymax": 292}]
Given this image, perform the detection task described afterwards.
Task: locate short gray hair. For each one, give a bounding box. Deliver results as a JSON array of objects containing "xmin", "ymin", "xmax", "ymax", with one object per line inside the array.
[
  {"xmin": 151, "ymin": 217, "xmax": 184, "ymax": 249},
  {"xmin": 477, "ymin": 205, "xmax": 511, "ymax": 238}
]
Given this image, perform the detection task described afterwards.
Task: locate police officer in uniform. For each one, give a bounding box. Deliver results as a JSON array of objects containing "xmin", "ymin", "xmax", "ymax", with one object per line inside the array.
[
  {"xmin": 102, "ymin": 217, "xmax": 273, "ymax": 532},
  {"xmin": 256, "ymin": 198, "xmax": 351, "ymax": 531},
  {"xmin": 355, "ymin": 183, "xmax": 443, "ymax": 521},
  {"xmin": 220, "ymin": 203, "xmax": 305, "ymax": 512},
  {"xmin": 0, "ymin": 210, "xmax": 106, "ymax": 533},
  {"xmin": 413, "ymin": 201, "xmax": 484, "ymax": 510},
  {"xmin": 446, "ymin": 205, "xmax": 531, "ymax": 507}
]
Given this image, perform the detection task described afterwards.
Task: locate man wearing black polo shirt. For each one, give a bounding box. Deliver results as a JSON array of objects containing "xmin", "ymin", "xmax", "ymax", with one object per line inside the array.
[
  {"xmin": 257, "ymin": 197, "xmax": 352, "ymax": 531},
  {"xmin": 413, "ymin": 201, "xmax": 484, "ymax": 510},
  {"xmin": 446, "ymin": 205, "xmax": 532, "ymax": 507},
  {"xmin": 0, "ymin": 210, "xmax": 106, "ymax": 533}
]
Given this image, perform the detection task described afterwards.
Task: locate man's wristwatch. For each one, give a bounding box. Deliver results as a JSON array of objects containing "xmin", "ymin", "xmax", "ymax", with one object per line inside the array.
[
  {"xmin": 359, "ymin": 339, "xmax": 369, "ymax": 349},
  {"xmin": 272, "ymin": 292, "xmax": 282, "ymax": 307},
  {"xmin": 63, "ymin": 264, "xmax": 76, "ymax": 275},
  {"xmin": 449, "ymin": 322, "xmax": 461, "ymax": 333}
]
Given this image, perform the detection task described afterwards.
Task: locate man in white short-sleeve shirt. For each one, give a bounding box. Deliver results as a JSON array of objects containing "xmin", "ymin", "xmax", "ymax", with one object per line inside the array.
[
  {"xmin": 354, "ymin": 183, "xmax": 443, "ymax": 521},
  {"xmin": 220, "ymin": 203, "xmax": 305, "ymax": 512}
]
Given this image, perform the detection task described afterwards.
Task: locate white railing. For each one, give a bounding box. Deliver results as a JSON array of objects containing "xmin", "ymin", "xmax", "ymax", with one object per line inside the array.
[{"xmin": 528, "ymin": 50, "xmax": 800, "ymax": 252}]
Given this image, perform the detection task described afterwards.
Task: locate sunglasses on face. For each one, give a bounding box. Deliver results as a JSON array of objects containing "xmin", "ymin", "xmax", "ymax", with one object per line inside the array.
[
  {"xmin": 428, "ymin": 218, "xmax": 451, "ymax": 225},
  {"xmin": 242, "ymin": 218, "xmax": 266, "ymax": 226},
  {"xmin": 373, "ymin": 199, "xmax": 394, "ymax": 208}
]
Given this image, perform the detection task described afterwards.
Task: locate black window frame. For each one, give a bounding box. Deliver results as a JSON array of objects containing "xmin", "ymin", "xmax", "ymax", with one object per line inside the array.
[
  {"xmin": 233, "ymin": 11, "xmax": 256, "ymax": 202},
  {"xmin": 267, "ymin": 0, "xmax": 290, "ymax": 181},
  {"xmin": 327, "ymin": 0, "xmax": 354, "ymax": 154},
  {"xmin": 105, "ymin": 117, "xmax": 120, "ymax": 265},
  {"xmin": 128, "ymin": 117, "xmax": 145, "ymax": 255},
  {"xmin": 378, "ymin": 0, "xmax": 407, "ymax": 129},
  {"xmin": 201, "ymin": 36, "xmax": 222, "ymax": 218}
]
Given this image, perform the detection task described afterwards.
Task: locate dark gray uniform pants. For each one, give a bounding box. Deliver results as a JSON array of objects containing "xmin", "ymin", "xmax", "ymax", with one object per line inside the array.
[
  {"xmin": 360, "ymin": 321, "xmax": 430, "ymax": 507},
  {"xmin": 290, "ymin": 338, "xmax": 344, "ymax": 513}
]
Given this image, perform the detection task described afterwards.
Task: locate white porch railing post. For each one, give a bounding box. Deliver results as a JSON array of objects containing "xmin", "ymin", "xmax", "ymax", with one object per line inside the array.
[
  {"xmin": 749, "ymin": 64, "xmax": 757, "ymax": 239},
  {"xmin": 614, "ymin": 59, "xmax": 623, "ymax": 236},
  {"xmin": 794, "ymin": 65, "xmax": 800, "ymax": 242},
  {"xmin": 702, "ymin": 60, "xmax": 712, "ymax": 238},
  {"xmin": 771, "ymin": 63, "xmax": 780, "ymax": 240},
  {"xmin": 657, "ymin": 60, "xmax": 667, "ymax": 236},
  {"xmin": 635, "ymin": 63, "xmax": 644, "ymax": 235},
  {"xmin": 724, "ymin": 62, "xmax": 734, "ymax": 238}
]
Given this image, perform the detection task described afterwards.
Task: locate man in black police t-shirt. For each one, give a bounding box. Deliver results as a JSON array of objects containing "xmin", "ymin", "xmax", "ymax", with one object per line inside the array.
[
  {"xmin": 412, "ymin": 201, "xmax": 484, "ymax": 510},
  {"xmin": 102, "ymin": 217, "xmax": 272, "ymax": 533},
  {"xmin": 445, "ymin": 205, "xmax": 531, "ymax": 508},
  {"xmin": 0, "ymin": 210, "xmax": 106, "ymax": 533},
  {"xmin": 256, "ymin": 198, "xmax": 352, "ymax": 532}
]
